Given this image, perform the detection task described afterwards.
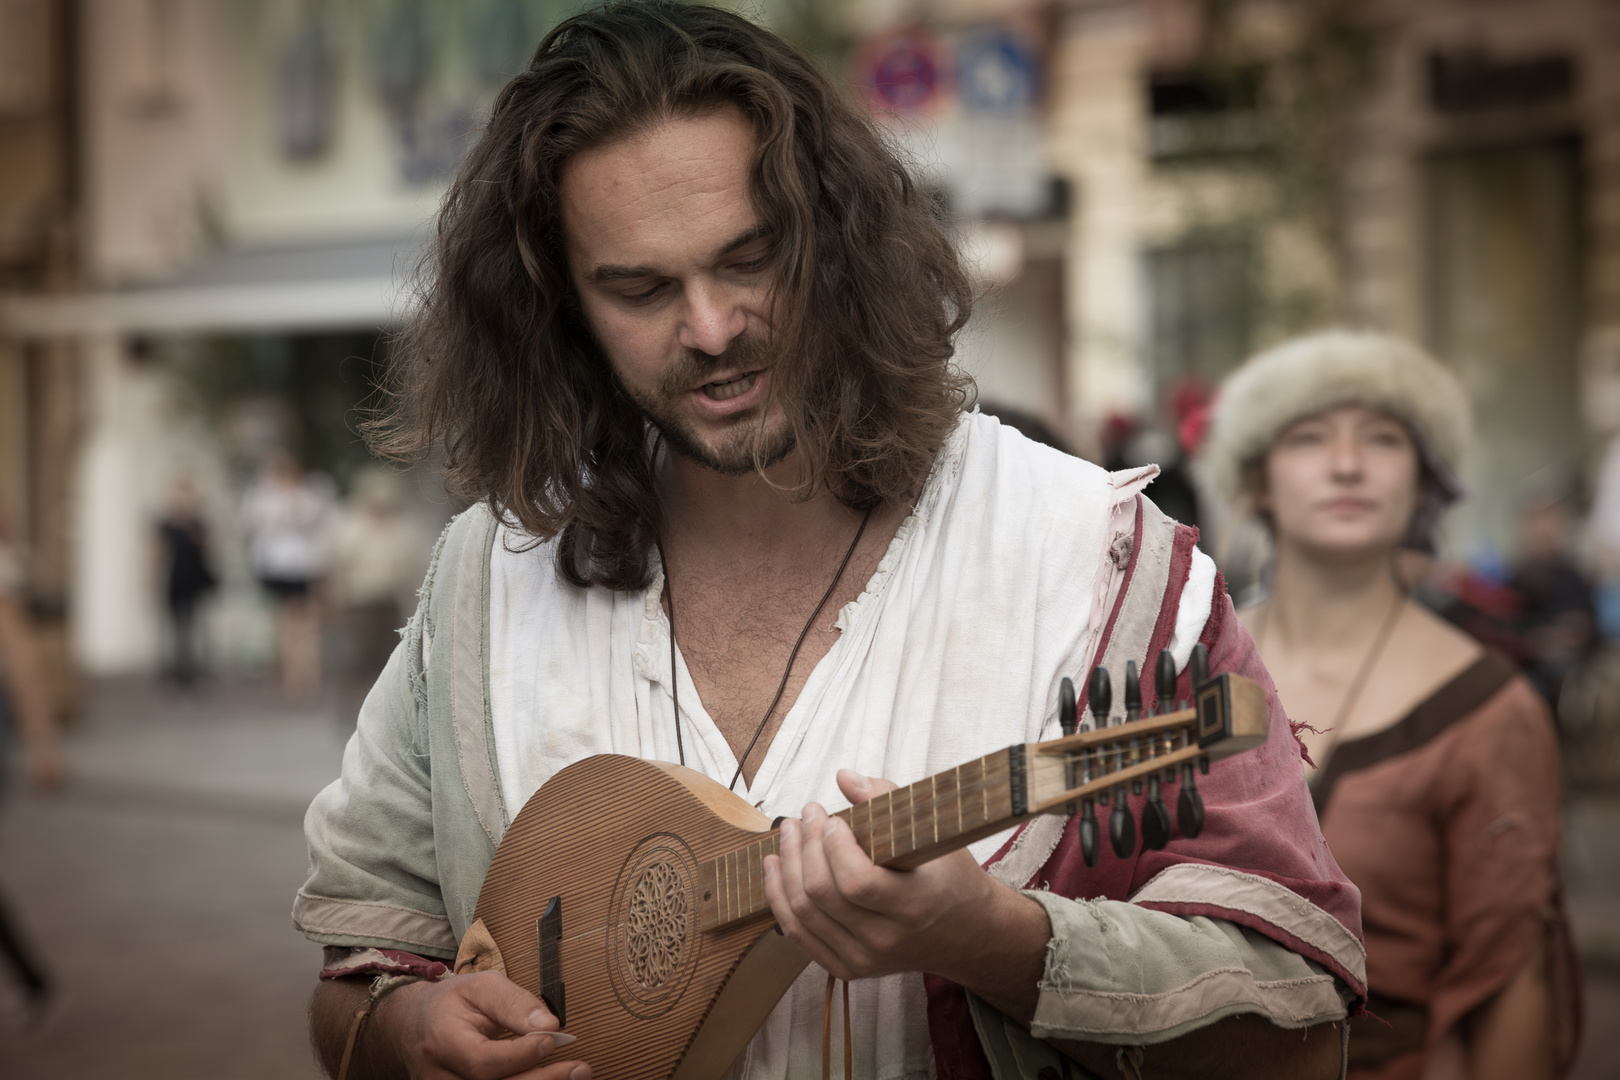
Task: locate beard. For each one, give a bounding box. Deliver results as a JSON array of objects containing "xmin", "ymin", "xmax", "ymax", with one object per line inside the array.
[{"xmin": 619, "ymin": 332, "xmax": 797, "ymax": 476}]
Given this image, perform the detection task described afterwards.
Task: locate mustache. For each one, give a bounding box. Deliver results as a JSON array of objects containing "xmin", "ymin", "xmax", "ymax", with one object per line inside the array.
[{"xmin": 656, "ymin": 333, "xmax": 773, "ymax": 396}]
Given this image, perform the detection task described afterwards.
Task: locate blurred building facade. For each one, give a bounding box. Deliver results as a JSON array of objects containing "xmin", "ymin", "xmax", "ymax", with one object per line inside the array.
[{"xmin": 0, "ymin": 0, "xmax": 1616, "ymax": 677}]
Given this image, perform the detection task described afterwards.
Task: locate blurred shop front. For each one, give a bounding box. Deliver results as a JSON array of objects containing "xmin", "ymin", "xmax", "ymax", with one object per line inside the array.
[{"xmin": 2, "ymin": 0, "xmax": 1618, "ymax": 683}]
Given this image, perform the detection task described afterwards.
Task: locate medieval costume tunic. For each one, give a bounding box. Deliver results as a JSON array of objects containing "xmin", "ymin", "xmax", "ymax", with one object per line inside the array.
[
  {"xmin": 1312, "ymin": 655, "xmax": 1582, "ymax": 1079},
  {"xmin": 295, "ymin": 412, "xmax": 1366, "ymax": 1079}
]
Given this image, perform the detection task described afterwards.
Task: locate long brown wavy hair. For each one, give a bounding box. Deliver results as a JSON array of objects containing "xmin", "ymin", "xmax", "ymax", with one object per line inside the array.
[{"xmin": 369, "ymin": 1, "xmax": 975, "ymax": 590}]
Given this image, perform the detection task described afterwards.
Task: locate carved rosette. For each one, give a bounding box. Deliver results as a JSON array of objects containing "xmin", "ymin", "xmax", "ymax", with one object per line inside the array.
[{"xmin": 607, "ymin": 835, "xmax": 701, "ymax": 1017}]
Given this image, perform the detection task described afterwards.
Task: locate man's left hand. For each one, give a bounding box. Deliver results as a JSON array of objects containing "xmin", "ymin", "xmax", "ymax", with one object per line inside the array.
[{"xmin": 762, "ymin": 768, "xmax": 1050, "ymax": 1008}]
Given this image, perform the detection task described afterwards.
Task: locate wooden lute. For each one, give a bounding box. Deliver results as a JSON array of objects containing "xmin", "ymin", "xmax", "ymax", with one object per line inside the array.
[{"xmin": 468, "ymin": 647, "xmax": 1267, "ymax": 1078}]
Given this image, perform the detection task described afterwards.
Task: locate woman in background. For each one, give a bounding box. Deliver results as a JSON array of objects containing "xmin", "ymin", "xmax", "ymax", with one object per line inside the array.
[
  {"xmin": 1200, "ymin": 331, "xmax": 1580, "ymax": 1079},
  {"xmin": 241, "ymin": 449, "xmax": 333, "ymax": 697}
]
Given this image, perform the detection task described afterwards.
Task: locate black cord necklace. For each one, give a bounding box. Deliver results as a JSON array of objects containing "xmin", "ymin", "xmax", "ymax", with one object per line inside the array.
[{"xmin": 659, "ymin": 505, "xmax": 876, "ymax": 790}]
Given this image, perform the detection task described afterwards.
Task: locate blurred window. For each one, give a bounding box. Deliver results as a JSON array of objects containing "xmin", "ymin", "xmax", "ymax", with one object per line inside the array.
[
  {"xmin": 1428, "ymin": 49, "xmax": 1576, "ymax": 114},
  {"xmin": 1142, "ymin": 239, "xmax": 1256, "ymax": 388},
  {"xmin": 1147, "ymin": 71, "xmax": 1268, "ymax": 161}
]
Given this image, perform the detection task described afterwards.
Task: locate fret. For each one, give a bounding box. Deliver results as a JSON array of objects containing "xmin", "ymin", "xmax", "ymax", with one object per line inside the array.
[
  {"xmin": 750, "ymin": 840, "xmax": 761, "ymax": 915},
  {"xmin": 933, "ymin": 773, "xmax": 946, "ymax": 848},
  {"xmin": 946, "ymin": 761, "xmax": 959, "ymax": 835},
  {"xmin": 904, "ymin": 782, "xmax": 916, "ymax": 855},
  {"xmin": 886, "ymin": 788, "xmax": 896, "ymax": 863}
]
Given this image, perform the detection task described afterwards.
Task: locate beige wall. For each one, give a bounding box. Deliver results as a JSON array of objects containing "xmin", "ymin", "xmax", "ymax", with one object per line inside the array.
[{"xmin": 1048, "ymin": 1, "xmax": 1150, "ymax": 422}]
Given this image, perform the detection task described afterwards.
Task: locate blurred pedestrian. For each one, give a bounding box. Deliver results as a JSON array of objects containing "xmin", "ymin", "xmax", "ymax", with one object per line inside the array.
[
  {"xmin": 154, "ymin": 475, "xmax": 217, "ymax": 687},
  {"xmin": 0, "ymin": 519, "xmax": 60, "ymax": 1017},
  {"xmin": 241, "ymin": 449, "xmax": 334, "ymax": 697},
  {"xmin": 1508, "ymin": 495, "xmax": 1597, "ymax": 710},
  {"xmin": 326, "ymin": 468, "xmax": 428, "ymax": 707},
  {"xmin": 1201, "ymin": 331, "xmax": 1581, "ymax": 1079}
]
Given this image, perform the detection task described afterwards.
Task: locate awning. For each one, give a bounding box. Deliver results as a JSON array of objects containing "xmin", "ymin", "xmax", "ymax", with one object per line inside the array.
[{"xmin": 0, "ymin": 233, "xmax": 427, "ymax": 339}]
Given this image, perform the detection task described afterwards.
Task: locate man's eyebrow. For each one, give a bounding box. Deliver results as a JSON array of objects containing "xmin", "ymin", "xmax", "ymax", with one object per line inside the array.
[
  {"xmin": 716, "ymin": 224, "xmax": 770, "ymax": 256},
  {"xmin": 587, "ymin": 263, "xmax": 659, "ymax": 283},
  {"xmin": 584, "ymin": 225, "xmax": 771, "ymax": 284}
]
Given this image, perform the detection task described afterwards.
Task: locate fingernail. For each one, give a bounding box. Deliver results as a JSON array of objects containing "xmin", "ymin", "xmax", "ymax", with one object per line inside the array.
[
  {"xmin": 526, "ymin": 1008, "xmax": 549, "ymax": 1030},
  {"xmin": 804, "ymin": 803, "xmax": 824, "ymax": 821},
  {"xmin": 570, "ymin": 1066, "xmax": 589, "ymax": 1080},
  {"xmin": 764, "ymin": 858, "xmax": 776, "ymax": 880},
  {"xmin": 551, "ymin": 1033, "xmax": 576, "ymax": 1047}
]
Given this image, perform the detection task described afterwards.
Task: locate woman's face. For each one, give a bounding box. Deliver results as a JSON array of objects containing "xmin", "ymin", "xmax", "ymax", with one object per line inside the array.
[{"xmin": 1259, "ymin": 404, "xmax": 1421, "ymax": 560}]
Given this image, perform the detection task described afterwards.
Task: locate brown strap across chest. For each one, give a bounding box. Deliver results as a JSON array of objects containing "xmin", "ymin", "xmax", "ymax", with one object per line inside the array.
[{"xmin": 1310, "ymin": 652, "xmax": 1517, "ymax": 815}]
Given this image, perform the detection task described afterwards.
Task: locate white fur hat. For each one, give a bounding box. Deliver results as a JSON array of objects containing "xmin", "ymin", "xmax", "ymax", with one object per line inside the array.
[{"xmin": 1199, "ymin": 330, "xmax": 1471, "ymax": 521}]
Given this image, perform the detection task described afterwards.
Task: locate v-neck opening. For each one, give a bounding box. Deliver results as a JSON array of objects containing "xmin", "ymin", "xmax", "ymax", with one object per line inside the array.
[
  {"xmin": 640, "ymin": 507, "xmax": 922, "ymax": 802},
  {"xmin": 635, "ymin": 417, "xmax": 970, "ymax": 801}
]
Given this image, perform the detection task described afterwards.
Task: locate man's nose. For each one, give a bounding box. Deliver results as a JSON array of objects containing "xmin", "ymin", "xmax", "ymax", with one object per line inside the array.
[{"xmin": 678, "ymin": 281, "xmax": 748, "ymax": 356}]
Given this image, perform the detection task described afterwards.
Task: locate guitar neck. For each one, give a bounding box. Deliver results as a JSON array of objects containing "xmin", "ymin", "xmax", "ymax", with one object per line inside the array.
[{"xmin": 697, "ymin": 747, "xmax": 1032, "ymax": 931}]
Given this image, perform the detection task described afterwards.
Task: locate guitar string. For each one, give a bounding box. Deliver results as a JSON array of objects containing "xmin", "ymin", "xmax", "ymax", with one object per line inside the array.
[{"xmin": 659, "ymin": 505, "xmax": 874, "ymax": 790}]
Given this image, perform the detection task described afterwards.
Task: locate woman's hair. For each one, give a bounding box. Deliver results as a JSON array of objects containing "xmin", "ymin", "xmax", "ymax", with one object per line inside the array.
[{"xmin": 367, "ymin": 1, "xmax": 974, "ymax": 590}]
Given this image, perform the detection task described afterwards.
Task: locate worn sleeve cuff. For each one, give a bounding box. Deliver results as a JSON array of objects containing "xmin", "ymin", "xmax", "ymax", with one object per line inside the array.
[{"xmin": 1024, "ymin": 889, "xmax": 1351, "ymax": 1045}]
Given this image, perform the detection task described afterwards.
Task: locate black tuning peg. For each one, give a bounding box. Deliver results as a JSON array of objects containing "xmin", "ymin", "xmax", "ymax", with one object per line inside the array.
[
  {"xmin": 1177, "ymin": 763, "xmax": 1205, "ymax": 838},
  {"xmin": 1088, "ymin": 665, "xmax": 1111, "ymax": 729},
  {"xmin": 1080, "ymin": 798, "xmax": 1099, "ymax": 867},
  {"xmin": 1143, "ymin": 774, "xmax": 1172, "ymax": 849},
  {"xmin": 1109, "ymin": 797, "xmax": 1135, "ymax": 858},
  {"xmin": 1155, "ymin": 649, "xmax": 1177, "ymax": 714},
  {"xmin": 1059, "ymin": 676, "xmax": 1077, "ymax": 736},
  {"xmin": 1190, "ymin": 641, "xmax": 1209, "ymax": 688}
]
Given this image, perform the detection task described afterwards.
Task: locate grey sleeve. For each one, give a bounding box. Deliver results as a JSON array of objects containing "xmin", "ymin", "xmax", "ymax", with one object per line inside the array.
[
  {"xmin": 968, "ymin": 892, "xmax": 1352, "ymax": 1080},
  {"xmin": 291, "ymin": 637, "xmax": 458, "ymax": 958},
  {"xmin": 1024, "ymin": 889, "xmax": 1350, "ymax": 1044}
]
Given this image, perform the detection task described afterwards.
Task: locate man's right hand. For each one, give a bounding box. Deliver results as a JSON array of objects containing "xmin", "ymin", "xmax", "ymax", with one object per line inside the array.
[{"xmin": 312, "ymin": 971, "xmax": 590, "ymax": 1080}]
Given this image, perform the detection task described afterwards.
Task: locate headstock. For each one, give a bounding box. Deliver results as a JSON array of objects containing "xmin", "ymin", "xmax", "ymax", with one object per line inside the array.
[{"xmin": 1030, "ymin": 644, "xmax": 1268, "ymax": 865}]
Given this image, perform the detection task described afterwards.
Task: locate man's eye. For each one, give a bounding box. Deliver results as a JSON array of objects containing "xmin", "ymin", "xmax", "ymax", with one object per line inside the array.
[{"xmin": 623, "ymin": 282, "xmax": 664, "ymax": 302}]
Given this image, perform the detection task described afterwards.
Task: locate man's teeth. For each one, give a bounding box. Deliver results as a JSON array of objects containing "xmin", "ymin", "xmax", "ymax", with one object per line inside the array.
[{"xmin": 701, "ymin": 372, "xmax": 757, "ymax": 401}]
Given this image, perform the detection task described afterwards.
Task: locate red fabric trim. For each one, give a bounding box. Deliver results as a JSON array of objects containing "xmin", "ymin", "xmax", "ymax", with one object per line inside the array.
[{"xmin": 319, "ymin": 948, "xmax": 451, "ymax": 982}]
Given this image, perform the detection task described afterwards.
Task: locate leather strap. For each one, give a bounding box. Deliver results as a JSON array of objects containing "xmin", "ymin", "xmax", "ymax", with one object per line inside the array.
[
  {"xmin": 337, "ymin": 974, "xmax": 421, "ymax": 1080},
  {"xmin": 821, "ymin": 972, "xmax": 851, "ymax": 1080},
  {"xmin": 336, "ymin": 998, "xmax": 373, "ymax": 1080}
]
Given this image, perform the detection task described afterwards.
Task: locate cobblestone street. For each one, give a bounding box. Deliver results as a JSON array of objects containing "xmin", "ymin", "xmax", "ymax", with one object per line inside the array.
[{"xmin": 0, "ymin": 679, "xmax": 1616, "ymax": 1078}]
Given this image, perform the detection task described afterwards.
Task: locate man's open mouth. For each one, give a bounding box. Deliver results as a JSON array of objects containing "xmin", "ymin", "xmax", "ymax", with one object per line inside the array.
[{"xmin": 700, "ymin": 372, "xmax": 759, "ymax": 401}]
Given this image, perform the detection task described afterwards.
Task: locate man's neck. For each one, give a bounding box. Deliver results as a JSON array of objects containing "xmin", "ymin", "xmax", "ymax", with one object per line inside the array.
[
  {"xmin": 657, "ymin": 450, "xmax": 864, "ymax": 566},
  {"xmin": 1264, "ymin": 544, "xmax": 1404, "ymax": 653}
]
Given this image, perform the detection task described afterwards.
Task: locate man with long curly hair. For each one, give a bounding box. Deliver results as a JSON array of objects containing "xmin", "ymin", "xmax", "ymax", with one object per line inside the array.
[{"xmin": 295, "ymin": 6, "xmax": 1365, "ymax": 1079}]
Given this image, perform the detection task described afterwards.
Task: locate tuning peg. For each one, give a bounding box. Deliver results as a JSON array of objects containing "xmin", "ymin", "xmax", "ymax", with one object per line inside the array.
[
  {"xmin": 1190, "ymin": 641, "xmax": 1209, "ymax": 688},
  {"xmin": 1059, "ymin": 677, "xmax": 1077, "ymax": 736},
  {"xmin": 1080, "ymin": 798, "xmax": 1099, "ymax": 867},
  {"xmin": 1143, "ymin": 774, "xmax": 1172, "ymax": 849},
  {"xmin": 1124, "ymin": 661, "xmax": 1143, "ymax": 794},
  {"xmin": 1177, "ymin": 763, "xmax": 1205, "ymax": 838},
  {"xmin": 1088, "ymin": 666, "xmax": 1111, "ymax": 728},
  {"xmin": 1155, "ymin": 649, "xmax": 1177, "ymax": 714},
  {"xmin": 1109, "ymin": 795, "xmax": 1135, "ymax": 857}
]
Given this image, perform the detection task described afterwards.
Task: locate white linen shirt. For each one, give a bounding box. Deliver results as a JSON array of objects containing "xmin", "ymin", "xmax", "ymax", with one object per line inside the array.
[{"xmin": 487, "ymin": 412, "xmax": 1216, "ymax": 1080}]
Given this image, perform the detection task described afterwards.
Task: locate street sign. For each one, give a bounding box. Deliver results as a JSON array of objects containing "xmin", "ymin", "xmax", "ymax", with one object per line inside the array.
[
  {"xmin": 957, "ymin": 30, "xmax": 1040, "ymax": 115},
  {"xmin": 856, "ymin": 31, "xmax": 944, "ymax": 113}
]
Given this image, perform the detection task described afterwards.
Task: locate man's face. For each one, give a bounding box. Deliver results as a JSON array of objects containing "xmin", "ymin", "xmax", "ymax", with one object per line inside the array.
[{"xmin": 560, "ymin": 107, "xmax": 792, "ymax": 475}]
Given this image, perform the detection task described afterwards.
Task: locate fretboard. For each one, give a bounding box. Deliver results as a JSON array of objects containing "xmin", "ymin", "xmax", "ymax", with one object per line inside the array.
[{"xmin": 697, "ymin": 746, "xmax": 1028, "ymax": 931}]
